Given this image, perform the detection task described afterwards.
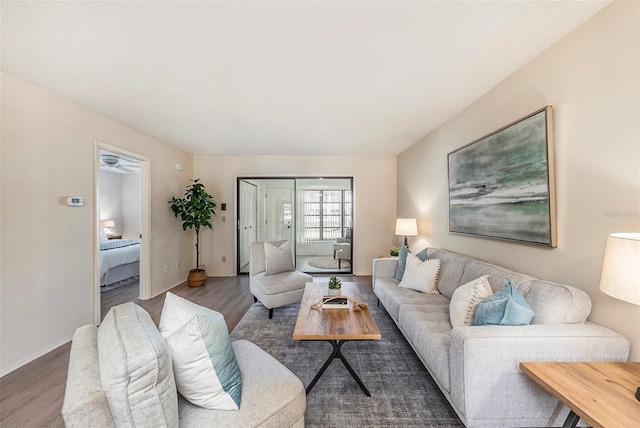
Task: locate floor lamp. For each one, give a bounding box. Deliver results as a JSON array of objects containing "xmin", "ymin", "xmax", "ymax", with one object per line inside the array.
[
  {"xmin": 395, "ymin": 218, "xmax": 418, "ymax": 248},
  {"xmin": 598, "ymin": 232, "xmax": 640, "ymax": 401}
]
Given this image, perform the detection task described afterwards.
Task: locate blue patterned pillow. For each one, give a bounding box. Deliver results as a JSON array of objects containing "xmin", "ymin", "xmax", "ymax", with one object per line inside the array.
[
  {"xmin": 394, "ymin": 244, "xmax": 410, "ymax": 280},
  {"xmin": 473, "ymin": 280, "xmax": 534, "ymax": 326},
  {"xmin": 159, "ymin": 292, "xmax": 242, "ymax": 410}
]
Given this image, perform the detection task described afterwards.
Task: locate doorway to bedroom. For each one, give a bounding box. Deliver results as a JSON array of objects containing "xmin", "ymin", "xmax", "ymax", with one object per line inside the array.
[
  {"xmin": 237, "ymin": 177, "xmax": 353, "ymax": 275},
  {"xmin": 95, "ymin": 143, "xmax": 150, "ymax": 323}
]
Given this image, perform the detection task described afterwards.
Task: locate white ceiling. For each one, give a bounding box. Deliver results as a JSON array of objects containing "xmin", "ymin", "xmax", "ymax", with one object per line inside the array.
[{"xmin": 1, "ymin": 1, "xmax": 610, "ymax": 156}]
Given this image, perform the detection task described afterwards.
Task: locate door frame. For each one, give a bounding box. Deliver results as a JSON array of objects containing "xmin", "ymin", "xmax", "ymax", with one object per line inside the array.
[
  {"xmin": 94, "ymin": 141, "xmax": 151, "ymax": 325},
  {"xmin": 238, "ymin": 179, "xmax": 258, "ymax": 271}
]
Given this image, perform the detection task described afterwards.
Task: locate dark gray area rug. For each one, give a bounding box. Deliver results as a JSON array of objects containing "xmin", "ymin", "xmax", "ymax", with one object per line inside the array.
[{"xmin": 230, "ymin": 285, "xmax": 464, "ymax": 427}]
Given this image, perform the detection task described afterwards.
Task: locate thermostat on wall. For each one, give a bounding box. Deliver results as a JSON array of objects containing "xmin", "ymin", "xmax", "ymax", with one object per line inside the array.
[{"xmin": 66, "ymin": 196, "xmax": 84, "ymax": 207}]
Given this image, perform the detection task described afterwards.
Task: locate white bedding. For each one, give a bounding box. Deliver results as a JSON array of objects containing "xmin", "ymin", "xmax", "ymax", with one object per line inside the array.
[{"xmin": 100, "ymin": 241, "xmax": 141, "ymax": 281}]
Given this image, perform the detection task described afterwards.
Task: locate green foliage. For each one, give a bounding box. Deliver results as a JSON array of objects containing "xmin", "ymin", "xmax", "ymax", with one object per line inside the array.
[
  {"xmin": 328, "ymin": 275, "xmax": 342, "ymax": 290},
  {"xmin": 169, "ymin": 179, "xmax": 217, "ymax": 270},
  {"xmin": 390, "ymin": 246, "xmax": 400, "ymax": 256}
]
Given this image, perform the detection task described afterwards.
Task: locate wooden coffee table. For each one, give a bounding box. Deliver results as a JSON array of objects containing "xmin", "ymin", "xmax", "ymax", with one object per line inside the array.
[
  {"xmin": 520, "ymin": 361, "xmax": 640, "ymax": 428},
  {"xmin": 293, "ymin": 282, "xmax": 381, "ymax": 396}
]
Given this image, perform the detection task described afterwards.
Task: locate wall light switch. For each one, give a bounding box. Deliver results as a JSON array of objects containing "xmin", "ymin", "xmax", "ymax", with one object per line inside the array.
[{"xmin": 175, "ymin": 162, "xmax": 183, "ymax": 171}]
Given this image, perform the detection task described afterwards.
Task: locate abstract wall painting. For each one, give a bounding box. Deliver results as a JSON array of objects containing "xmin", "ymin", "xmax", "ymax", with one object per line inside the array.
[{"xmin": 448, "ymin": 106, "xmax": 556, "ymax": 247}]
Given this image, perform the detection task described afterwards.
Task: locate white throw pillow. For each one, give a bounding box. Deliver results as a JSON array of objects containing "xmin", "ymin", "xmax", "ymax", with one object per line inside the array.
[
  {"xmin": 159, "ymin": 292, "xmax": 242, "ymax": 410},
  {"xmin": 449, "ymin": 275, "xmax": 494, "ymax": 328},
  {"xmin": 264, "ymin": 240, "xmax": 294, "ymax": 275},
  {"xmin": 398, "ymin": 253, "xmax": 440, "ymax": 294}
]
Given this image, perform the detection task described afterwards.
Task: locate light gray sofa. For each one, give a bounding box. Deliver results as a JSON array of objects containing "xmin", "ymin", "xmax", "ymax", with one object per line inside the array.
[
  {"xmin": 62, "ymin": 303, "xmax": 306, "ymax": 427},
  {"xmin": 373, "ymin": 248, "xmax": 630, "ymax": 428}
]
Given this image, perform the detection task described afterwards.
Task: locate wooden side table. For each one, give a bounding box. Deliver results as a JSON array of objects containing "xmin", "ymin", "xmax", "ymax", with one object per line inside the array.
[{"xmin": 520, "ymin": 361, "xmax": 640, "ymax": 428}]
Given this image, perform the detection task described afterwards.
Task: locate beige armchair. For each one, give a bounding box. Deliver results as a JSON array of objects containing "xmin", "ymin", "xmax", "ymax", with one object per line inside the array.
[{"xmin": 249, "ymin": 241, "xmax": 312, "ymax": 319}]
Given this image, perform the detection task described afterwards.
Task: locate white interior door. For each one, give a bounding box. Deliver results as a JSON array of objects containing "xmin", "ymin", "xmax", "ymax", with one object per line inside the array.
[{"xmin": 265, "ymin": 187, "xmax": 294, "ymax": 242}]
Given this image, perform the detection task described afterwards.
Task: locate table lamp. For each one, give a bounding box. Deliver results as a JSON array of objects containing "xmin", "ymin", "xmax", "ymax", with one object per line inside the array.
[
  {"xmin": 395, "ymin": 218, "xmax": 418, "ymax": 248},
  {"xmin": 598, "ymin": 232, "xmax": 640, "ymax": 401},
  {"xmin": 101, "ymin": 219, "xmax": 116, "ymax": 237}
]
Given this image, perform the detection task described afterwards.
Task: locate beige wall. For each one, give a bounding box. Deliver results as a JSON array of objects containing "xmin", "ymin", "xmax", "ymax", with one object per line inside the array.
[
  {"xmin": 397, "ymin": 1, "xmax": 640, "ymax": 360},
  {"xmin": 0, "ymin": 73, "xmax": 194, "ymax": 375},
  {"xmin": 193, "ymin": 155, "xmax": 397, "ymax": 276}
]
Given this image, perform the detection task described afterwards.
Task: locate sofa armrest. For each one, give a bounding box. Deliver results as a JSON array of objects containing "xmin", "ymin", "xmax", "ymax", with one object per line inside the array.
[
  {"xmin": 448, "ymin": 322, "xmax": 630, "ymax": 425},
  {"xmin": 372, "ymin": 258, "xmax": 398, "ymax": 286},
  {"xmin": 62, "ymin": 325, "xmax": 116, "ymax": 428}
]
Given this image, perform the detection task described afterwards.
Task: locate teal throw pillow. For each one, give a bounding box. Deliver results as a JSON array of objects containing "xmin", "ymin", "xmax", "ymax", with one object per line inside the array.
[
  {"xmin": 473, "ymin": 279, "xmax": 534, "ymax": 326},
  {"xmin": 394, "ymin": 244, "xmax": 410, "ymax": 280},
  {"xmin": 415, "ymin": 247, "xmax": 428, "ymax": 262}
]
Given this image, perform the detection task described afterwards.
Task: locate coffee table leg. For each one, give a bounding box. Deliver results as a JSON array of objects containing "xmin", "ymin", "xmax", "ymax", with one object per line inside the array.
[
  {"xmin": 562, "ymin": 411, "xmax": 580, "ymax": 428},
  {"xmin": 305, "ymin": 340, "xmax": 371, "ymax": 396}
]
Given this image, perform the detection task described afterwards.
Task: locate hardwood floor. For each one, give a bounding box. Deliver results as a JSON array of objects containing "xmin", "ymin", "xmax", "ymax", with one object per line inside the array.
[{"xmin": 0, "ymin": 276, "xmax": 254, "ymax": 428}]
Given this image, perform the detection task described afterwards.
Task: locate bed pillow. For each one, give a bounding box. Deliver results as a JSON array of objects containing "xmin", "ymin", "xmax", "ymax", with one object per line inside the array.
[
  {"xmin": 394, "ymin": 244, "xmax": 410, "ymax": 280},
  {"xmin": 264, "ymin": 240, "xmax": 294, "ymax": 275},
  {"xmin": 449, "ymin": 275, "xmax": 493, "ymax": 328},
  {"xmin": 399, "ymin": 253, "xmax": 440, "ymax": 294},
  {"xmin": 159, "ymin": 292, "xmax": 242, "ymax": 410},
  {"xmin": 473, "ymin": 279, "xmax": 535, "ymax": 326},
  {"xmin": 99, "ymin": 227, "xmax": 108, "ymax": 244}
]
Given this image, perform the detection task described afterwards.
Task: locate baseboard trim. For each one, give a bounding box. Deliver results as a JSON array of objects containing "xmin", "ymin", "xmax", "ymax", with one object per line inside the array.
[{"xmin": 0, "ymin": 334, "xmax": 73, "ymax": 378}]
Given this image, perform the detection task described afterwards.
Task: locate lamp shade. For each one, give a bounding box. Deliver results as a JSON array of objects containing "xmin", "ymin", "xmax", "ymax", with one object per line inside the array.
[
  {"xmin": 599, "ymin": 233, "xmax": 640, "ymax": 306},
  {"xmin": 395, "ymin": 218, "xmax": 418, "ymax": 237},
  {"xmin": 101, "ymin": 219, "xmax": 115, "ymax": 228}
]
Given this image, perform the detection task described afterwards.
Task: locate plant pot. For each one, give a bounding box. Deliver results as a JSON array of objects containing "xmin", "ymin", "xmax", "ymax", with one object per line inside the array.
[
  {"xmin": 328, "ymin": 287, "xmax": 341, "ymax": 296},
  {"xmin": 187, "ymin": 269, "xmax": 207, "ymax": 287}
]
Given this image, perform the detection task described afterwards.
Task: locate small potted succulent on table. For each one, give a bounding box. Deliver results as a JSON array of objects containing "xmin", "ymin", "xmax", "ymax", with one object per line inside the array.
[
  {"xmin": 328, "ymin": 275, "xmax": 342, "ymax": 295},
  {"xmin": 390, "ymin": 246, "xmax": 400, "ymax": 257}
]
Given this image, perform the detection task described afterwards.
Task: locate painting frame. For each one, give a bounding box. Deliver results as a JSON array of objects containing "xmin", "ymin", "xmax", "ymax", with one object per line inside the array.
[{"xmin": 448, "ymin": 106, "xmax": 556, "ymax": 247}]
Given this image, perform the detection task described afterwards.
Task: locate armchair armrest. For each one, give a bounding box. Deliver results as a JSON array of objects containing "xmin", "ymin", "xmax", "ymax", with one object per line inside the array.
[{"xmin": 448, "ymin": 322, "xmax": 630, "ymax": 424}]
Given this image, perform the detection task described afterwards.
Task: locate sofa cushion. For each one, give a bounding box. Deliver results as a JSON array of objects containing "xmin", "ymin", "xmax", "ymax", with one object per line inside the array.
[
  {"xmin": 518, "ymin": 279, "xmax": 591, "ymax": 324},
  {"xmin": 460, "ymin": 260, "xmax": 531, "ymax": 294},
  {"xmin": 473, "ymin": 280, "xmax": 534, "ymax": 326},
  {"xmin": 426, "ymin": 248, "xmax": 471, "ymax": 299},
  {"xmin": 377, "ymin": 278, "xmax": 449, "ymax": 321},
  {"xmin": 252, "ymin": 270, "xmax": 311, "ymax": 295},
  {"xmin": 159, "ymin": 292, "xmax": 242, "ymax": 410},
  {"xmin": 449, "ymin": 275, "xmax": 493, "ymax": 328},
  {"xmin": 399, "ymin": 305, "xmax": 452, "ymax": 392},
  {"xmin": 178, "ymin": 340, "xmax": 306, "ymax": 427},
  {"xmin": 98, "ymin": 303, "xmax": 178, "ymax": 428},
  {"xmin": 264, "ymin": 241, "xmax": 294, "ymax": 275},
  {"xmin": 249, "ymin": 240, "xmax": 287, "ymax": 275},
  {"xmin": 399, "ymin": 253, "xmax": 440, "ymax": 294}
]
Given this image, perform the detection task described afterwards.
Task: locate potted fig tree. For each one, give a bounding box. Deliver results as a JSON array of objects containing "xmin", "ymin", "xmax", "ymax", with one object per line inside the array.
[{"xmin": 169, "ymin": 179, "xmax": 217, "ymax": 287}]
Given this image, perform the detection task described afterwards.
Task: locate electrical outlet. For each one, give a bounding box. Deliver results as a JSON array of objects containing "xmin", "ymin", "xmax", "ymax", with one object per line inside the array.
[
  {"xmin": 222, "ymin": 256, "xmax": 226, "ymax": 263},
  {"xmin": 164, "ymin": 266, "xmax": 169, "ymax": 273}
]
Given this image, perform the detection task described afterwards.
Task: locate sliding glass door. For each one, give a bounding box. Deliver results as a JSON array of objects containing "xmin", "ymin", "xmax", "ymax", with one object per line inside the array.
[{"xmin": 237, "ymin": 177, "xmax": 353, "ymax": 275}]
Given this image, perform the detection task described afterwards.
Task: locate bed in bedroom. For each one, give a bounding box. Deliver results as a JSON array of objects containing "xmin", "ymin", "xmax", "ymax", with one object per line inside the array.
[{"xmin": 99, "ymin": 229, "xmax": 140, "ymax": 292}]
